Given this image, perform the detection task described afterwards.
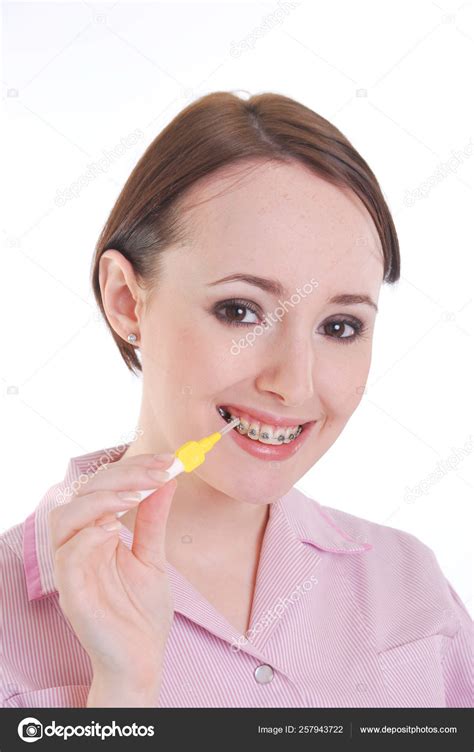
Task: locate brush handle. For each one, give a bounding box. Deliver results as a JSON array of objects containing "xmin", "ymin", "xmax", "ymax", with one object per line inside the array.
[{"xmin": 115, "ymin": 457, "xmax": 184, "ymax": 518}]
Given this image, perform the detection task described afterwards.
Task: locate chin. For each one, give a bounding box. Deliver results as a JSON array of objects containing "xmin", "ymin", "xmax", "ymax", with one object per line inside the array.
[{"xmin": 214, "ymin": 472, "xmax": 295, "ymax": 505}]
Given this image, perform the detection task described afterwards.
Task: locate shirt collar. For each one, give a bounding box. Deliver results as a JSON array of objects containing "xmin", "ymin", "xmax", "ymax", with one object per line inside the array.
[{"xmin": 23, "ymin": 442, "xmax": 372, "ymax": 604}]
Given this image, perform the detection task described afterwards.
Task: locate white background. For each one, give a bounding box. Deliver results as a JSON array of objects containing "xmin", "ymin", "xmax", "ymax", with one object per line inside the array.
[{"xmin": 1, "ymin": 0, "xmax": 472, "ymax": 614}]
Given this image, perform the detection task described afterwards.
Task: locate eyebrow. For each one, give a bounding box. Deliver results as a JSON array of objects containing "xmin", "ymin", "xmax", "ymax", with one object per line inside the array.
[
  {"xmin": 328, "ymin": 293, "xmax": 378, "ymax": 313},
  {"xmin": 207, "ymin": 273, "xmax": 378, "ymax": 312}
]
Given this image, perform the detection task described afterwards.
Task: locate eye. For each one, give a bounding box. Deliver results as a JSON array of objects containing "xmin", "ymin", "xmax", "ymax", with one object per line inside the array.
[
  {"xmin": 320, "ymin": 317, "xmax": 366, "ymax": 344},
  {"xmin": 213, "ymin": 299, "xmax": 262, "ymax": 327}
]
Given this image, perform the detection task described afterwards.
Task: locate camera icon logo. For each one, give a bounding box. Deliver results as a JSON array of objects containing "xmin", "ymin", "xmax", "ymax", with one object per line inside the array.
[{"xmin": 17, "ymin": 717, "xmax": 43, "ymax": 742}]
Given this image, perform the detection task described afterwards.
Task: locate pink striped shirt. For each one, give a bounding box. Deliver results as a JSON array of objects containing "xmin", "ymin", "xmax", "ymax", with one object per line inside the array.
[{"xmin": 1, "ymin": 443, "xmax": 472, "ymax": 708}]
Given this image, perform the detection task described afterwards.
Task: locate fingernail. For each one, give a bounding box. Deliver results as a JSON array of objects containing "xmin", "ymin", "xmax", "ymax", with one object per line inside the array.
[
  {"xmin": 117, "ymin": 491, "xmax": 142, "ymax": 504},
  {"xmin": 152, "ymin": 453, "xmax": 175, "ymax": 465},
  {"xmin": 101, "ymin": 520, "xmax": 122, "ymax": 531},
  {"xmin": 147, "ymin": 468, "xmax": 171, "ymax": 482}
]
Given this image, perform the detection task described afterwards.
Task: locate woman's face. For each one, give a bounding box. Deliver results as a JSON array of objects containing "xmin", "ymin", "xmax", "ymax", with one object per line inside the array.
[{"xmin": 131, "ymin": 160, "xmax": 384, "ymax": 504}]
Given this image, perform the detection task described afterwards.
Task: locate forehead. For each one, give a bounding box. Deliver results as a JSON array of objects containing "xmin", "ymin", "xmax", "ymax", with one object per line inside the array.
[{"xmin": 169, "ymin": 159, "xmax": 384, "ymax": 288}]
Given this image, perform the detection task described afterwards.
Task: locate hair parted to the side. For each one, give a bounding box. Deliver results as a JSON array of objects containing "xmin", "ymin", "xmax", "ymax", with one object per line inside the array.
[{"xmin": 90, "ymin": 90, "xmax": 400, "ymax": 376}]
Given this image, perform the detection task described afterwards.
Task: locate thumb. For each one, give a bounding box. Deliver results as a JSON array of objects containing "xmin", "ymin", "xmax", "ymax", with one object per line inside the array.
[{"xmin": 131, "ymin": 478, "xmax": 178, "ymax": 569}]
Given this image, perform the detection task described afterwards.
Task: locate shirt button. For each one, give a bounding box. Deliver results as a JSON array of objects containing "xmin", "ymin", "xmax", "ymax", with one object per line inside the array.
[{"xmin": 254, "ymin": 664, "xmax": 274, "ymax": 684}]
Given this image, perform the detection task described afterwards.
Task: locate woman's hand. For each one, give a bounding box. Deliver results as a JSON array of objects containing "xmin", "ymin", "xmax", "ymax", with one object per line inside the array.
[{"xmin": 48, "ymin": 452, "xmax": 178, "ymax": 698}]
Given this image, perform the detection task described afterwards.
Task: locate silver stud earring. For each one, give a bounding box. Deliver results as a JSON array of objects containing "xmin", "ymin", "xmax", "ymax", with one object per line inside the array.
[{"xmin": 127, "ymin": 333, "xmax": 137, "ymax": 344}]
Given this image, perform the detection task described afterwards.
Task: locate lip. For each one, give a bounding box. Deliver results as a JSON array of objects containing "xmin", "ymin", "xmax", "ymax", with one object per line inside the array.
[
  {"xmin": 216, "ymin": 406, "xmax": 318, "ymax": 462},
  {"xmin": 217, "ymin": 403, "xmax": 312, "ymax": 428}
]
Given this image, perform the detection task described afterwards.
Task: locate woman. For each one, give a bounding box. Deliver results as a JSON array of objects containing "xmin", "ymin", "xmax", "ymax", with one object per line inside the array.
[{"xmin": 1, "ymin": 92, "xmax": 471, "ymax": 708}]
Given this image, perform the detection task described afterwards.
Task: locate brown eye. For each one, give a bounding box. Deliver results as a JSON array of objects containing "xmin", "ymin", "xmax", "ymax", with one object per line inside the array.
[
  {"xmin": 225, "ymin": 304, "xmax": 248, "ymax": 323},
  {"xmin": 324, "ymin": 321, "xmax": 356, "ymax": 338},
  {"xmin": 214, "ymin": 299, "xmax": 261, "ymax": 327},
  {"xmin": 320, "ymin": 317, "xmax": 366, "ymax": 344}
]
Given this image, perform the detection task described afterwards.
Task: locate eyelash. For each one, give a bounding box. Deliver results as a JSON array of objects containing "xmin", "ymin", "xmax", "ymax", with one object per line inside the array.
[{"xmin": 212, "ymin": 298, "xmax": 368, "ymax": 345}]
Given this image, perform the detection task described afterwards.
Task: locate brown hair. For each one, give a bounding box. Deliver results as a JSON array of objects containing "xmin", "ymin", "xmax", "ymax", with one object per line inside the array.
[{"xmin": 90, "ymin": 90, "xmax": 400, "ymax": 375}]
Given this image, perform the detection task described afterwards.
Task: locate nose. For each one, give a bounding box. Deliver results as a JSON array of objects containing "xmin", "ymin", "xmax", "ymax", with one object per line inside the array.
[{"xmin": 255, "ymin": 334, "xmax": 315, "ymax": 408}]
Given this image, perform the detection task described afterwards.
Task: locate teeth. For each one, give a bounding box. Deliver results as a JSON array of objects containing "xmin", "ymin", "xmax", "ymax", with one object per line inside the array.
[
  {"xmin": 247, "ymin": 422, "xmax": 260, "ymax": 440},
  {"xmin": 237, "ymin": 418, "xmax": 249, "ymax": 435},
  {"xmin": 283, "ymin": 427, "xmax": 295, "ymax": 444},
  {"xmin": 259, "ymin": 424, "xmax": 277, "ymax": 443},
  {"xmin": 218, "ymin": 407, "xmax": 303, "ymax": 444}
]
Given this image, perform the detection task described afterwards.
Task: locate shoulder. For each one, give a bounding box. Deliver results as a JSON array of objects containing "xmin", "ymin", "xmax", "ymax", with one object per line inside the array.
[
  {"xmin": 292, "ymin": 488, "xmax": 471, "ymax": 648},
  {"xmin": 323, "ymin": 500, "xmax": 436, "ymax": 561},
  {"xmin": 289, "ymin": 484, "xmax": 438, "ymax": 564},
  {"xmin": 313, "ymin": 493, "xmax": 438, "ymax": 563},
  {"xmin": 0, "ymin": 521, "xmax": 25, "ymax": 571}
]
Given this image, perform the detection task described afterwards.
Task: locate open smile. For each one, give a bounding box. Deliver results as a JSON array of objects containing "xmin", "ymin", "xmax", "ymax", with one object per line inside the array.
[{"xmin": 216, "ymin": 404, "xmax": 317, "ymax": 461}]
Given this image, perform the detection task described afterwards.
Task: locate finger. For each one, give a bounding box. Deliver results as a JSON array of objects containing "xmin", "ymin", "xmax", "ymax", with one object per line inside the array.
[
  {"xmin": 66, "ymin": 459, "xmax": 174, "ymax": 500},
  {"xmin": 49, "ymin": 480, "xmax": 165, "ymax": 553},
  {"xmin": 131, "ymin": 478, "xmax": 178, "ymax": 570},
  {"xmin": 96, "ymin": 451, "xmax": 175, "ymax": 470},
  {"xmin": 53, "ymin": 524, "xmax": 123, "ymax": 579}
]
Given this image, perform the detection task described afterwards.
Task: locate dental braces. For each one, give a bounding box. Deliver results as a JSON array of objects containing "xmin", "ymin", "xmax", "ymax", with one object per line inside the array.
[{"xmin": 218, "ymin": 407, "xmax": 303, "ymax": 443}]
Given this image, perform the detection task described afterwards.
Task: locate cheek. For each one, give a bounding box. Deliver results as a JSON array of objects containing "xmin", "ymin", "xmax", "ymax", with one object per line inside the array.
[
  {"xmin": 168, "ymin": 325, "xmax": 236, "ymax": 393},
  {"xmin": 317, "ymin": 348, "xmax": 372, "ymax": 417}
]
